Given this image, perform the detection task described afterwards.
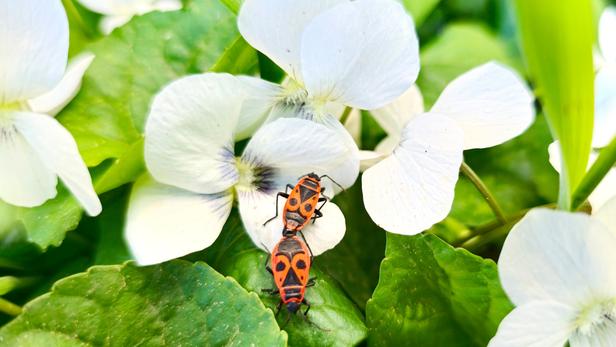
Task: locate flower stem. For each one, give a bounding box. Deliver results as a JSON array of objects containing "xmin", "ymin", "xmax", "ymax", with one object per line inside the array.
[
  {"xmin": 460, "ymin": 162, "xmax": 507, "ymax": 225},
  {"xmin": 571, "ymin": 136, "xmax": 616, "ymax": 210},
  {"xmin": 339, "ymin": 106, "xmax": 353, "ymax": 125},
  {"xmin": 456, "ymin": 202, "xmax": 557, "ymax": 250},
  {"xmin": 0, "ymin": 297, "xmax": 21, "ymax": 316}
]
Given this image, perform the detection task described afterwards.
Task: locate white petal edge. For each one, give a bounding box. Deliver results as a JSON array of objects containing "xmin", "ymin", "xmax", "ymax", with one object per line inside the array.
[
  {"xmin": 125, "ymin": 175, "xmax": 232, "ymax": 266},
  {"xmin": 594, "ymin": 196, "xmax": 616, "ymax": 233},
  {"xmin": 145, "ymin": 73, "xmax": 243, "ymax": 195},
  {"xmin": 241, "ymin": 118, "xmax": 359, "ymax": 191},
  {"xmin": 599, "ymin": 7, "xmax": 616, "ymax": 63},
  {"xmin": 370, "ymin": 84, "xmax": 424, "ymax": 137},
  {"xmin": 487, "ymin": 301, "xmax": 575, "ymax": 347},
  {"xmin": 549, "ymin": 142, "xmax": 616, "ymax": 211},
  {"xmin": 234, "ymin": 76, "xmax": 281, "ymax": 141},
  {"xmin": 238, "ymin": 190, "xmax": 345, "ymax": 256},
  {"xmin": 301, "ymin": 0, "xmax": 419, "ymax": 110},
  {"xmin": 77, "ymin": 0, "xmax": 146, "ymax": 16},
  {"xmin": 431, "ymin": 62, "xmax": 535, "ymax": 149},
  {"xmin": 238, "ymin": 0, "xmax": 345, "ymax": 83},
  {"xmin": 0, "ymin": 0, "xmax": 68, "ymax": 104},
  {"xmin": 588, "ymin": 167, "xmax": 616, "ymax": 212},
  {"xmin": 0, "ymin": 115, "xmax": 57, "ymax": 207},
  {"xmin": 498, "ymin": 208, "xmax": 616, "ymax": 307},
  {"xmin": 99, "ymin": 14, "xmax": 134, "ymax": 35},
  {"xmin": 28, "ymin": 53, "xmax": 95, "ymax": 116},
  {"xmin": 362, "ymin": 113, "xmax": 464, "ymax": 235},
  {"xmin": 593, "ymin": 65, "xmax": 616, "ymax": 148},
  {"xmin": 12, "ymin": 112, "xmax": 101, "ymax": 216}
]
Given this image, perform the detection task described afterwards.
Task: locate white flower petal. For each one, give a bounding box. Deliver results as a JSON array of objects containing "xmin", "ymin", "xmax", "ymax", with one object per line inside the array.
[
  {"xmin": 145, "ymin": 73, "xmax": 243, "ymax": 195},
  {"xmin": 125, "ymin": 175, "xmax": 232, "ymax": 265},
  {"xmin": 234, "ymin": 76, "xmax": 281, "ymax": 141},
  {"xmin": 588, "ymin": 167, "xmax": 616, "ymax": 212},
  {"xmin": 343, "ymin": 108, "xmax": 362, "ymax": 145},
  {"xmin": 359, "ymin": 150, "xmax": 386, "ymax": 172},
  {"xmin": 547, "ymin": 141, "xmax": 563, "ymax": 172},
  {"xmin": 301, "ymin": 0, "xmax": 419, "ymax": 110},
  {"xmin": 370, "ymin": 84, "xmax": 424, "ymax": 137},
  {"xmin": 549, "ymin": 142, "xmax": 616, "ymax": 211},
  {"xmin": 99, "ymin": 15, "xmax": 134, "ymax": 35},
  {"xmin": 488, "ymin": 301, "xmax": 575, "ymax": 347},
  {"xmin": 362, "ymin": 113, "xmax": 464, "ymax": 235},
  {"xmin": 0, "ymin": 0, "xmax": 68, "ymax": 104},
  {"xmin": 593, "ymin": 65, "xmax": 616, "ymax": 148},
  {"xmin": 77, "ymin": 0, "xmax": 144, "ymax": 15},
  {"xmin": 0, "ymin": 115, "xmax": 57, "ymax": 207},
  {"xmin": 28, "ymin": 53, "xmax": 95, "ymax": 116},
  {"xmin": 12, "ymin": 112, "xmax": 101, "ymax": 216},
  {"xmin": 238, "ymin": 190, "xmax": 345, "ymax": 256},
  {"xmin": 241, "ymin": 118, "xmax": 359, "ymax": 190},
  {"xmin": 499, "ymin": 208, "xmax": 616, "ymax": 307},
  {"xmin": 431, "ymin": 62, "xmax": 535, "ymax": 149},
  {"xmin": 594, "ymin": 196, "xmax": 616, "ymax": 233},
  {"xmin": 599, "ymin": 7, "xmax": 616, "ymax": 63},
  {"xmin": 238, "ymin": 0, "xmax": 344, "ymax": 83},
  {"xmin": 152, "ymin": 0, "xmax": 182, "ymax": 12}
]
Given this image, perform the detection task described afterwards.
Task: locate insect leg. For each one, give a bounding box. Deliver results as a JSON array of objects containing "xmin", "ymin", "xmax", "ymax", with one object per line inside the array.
[
  {"xmin": 264, "ymin": 253, "xmax": 273, "ymax": 274},
  {"xmin": 307, "ymin": 277, "xmax": 317, "ymax": 287},
  {"xmin": 311, "ymin": 209, "xmax": 323, "ymax": 224},
  {"xmin": 275, "ymin": 301, "xmax": 283, "ymax": 316},
  {"xmin": 263, "ymin": 191, "xmax": 290, "ymax": 226},
  {"xmin": 302, "ymin": 298, "xmax": 311, "ymax": 316},
  {"xmin": 298, "ymin": 231, "xmax": 314, "ymax": 262}
]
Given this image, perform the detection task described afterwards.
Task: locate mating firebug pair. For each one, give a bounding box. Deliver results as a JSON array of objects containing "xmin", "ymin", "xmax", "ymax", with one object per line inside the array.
[{"xmin": 262, "ymin": 173, "xmax": 343, "ymax": 317}]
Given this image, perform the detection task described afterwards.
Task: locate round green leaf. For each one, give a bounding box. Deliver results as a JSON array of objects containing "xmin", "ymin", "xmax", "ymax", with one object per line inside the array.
[
  {"xmin": 0, "ymin": 261, "xmax": 287, "ymax": 346},
  {"xmin": 366, "ymin": 234, "xmax": 512, "ymax": 346}
]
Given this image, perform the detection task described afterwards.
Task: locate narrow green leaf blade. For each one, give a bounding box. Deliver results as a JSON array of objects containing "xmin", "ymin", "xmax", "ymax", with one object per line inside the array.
[
  {"xmin": 514, "ymin": 0, "xmax": 594, "ymax": 209},
  {"xmin": 0, "ymin": 261, "xmax": 287, "ymax": 346},
  {"xmin": 366, "ymin": 234, "xmax": 513, "ymax": 346}
]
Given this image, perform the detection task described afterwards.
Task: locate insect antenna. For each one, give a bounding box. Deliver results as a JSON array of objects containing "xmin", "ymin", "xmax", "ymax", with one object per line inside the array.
[{"xmin": 319, "ymin": 174, "xmax": 345, "ymax": 192}]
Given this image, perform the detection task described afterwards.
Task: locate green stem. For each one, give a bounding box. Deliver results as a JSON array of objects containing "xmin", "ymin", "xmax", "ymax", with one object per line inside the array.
[
  {"xmin": 338, "ymin": 106, "xmax": 353, "ymax": 125},
  {"xmin": 0, "ymin": 297, "xmax": 21, "ymax": 316},
  {"xmin": 0, "ymin": 276, "xmax": 40, "ymax": 296},
  {"xmin": 572, "ymin": 136, "xmax": 616, "ymax": 210},
  {"xmin": 458, "ymin": 203, "xmax": 557, "ymax": 250},
  {"xmin": 460, "ymin": 162, "xmax": 507, "ymax": 225}
]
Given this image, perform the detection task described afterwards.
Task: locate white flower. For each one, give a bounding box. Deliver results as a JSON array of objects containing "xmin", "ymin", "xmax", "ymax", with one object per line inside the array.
[
  {"xmin": 489, "ymin": 202, "xmax": 616, "ymax": 347},
  {"xmin": 361, "ymin": 62, "xmax": 535, "ymax": 235},
  {"xmin": 125, "ymin": 73, "xmax": 357, "ymax": 265},
  {"xmin": 77, "ymin": 0, "xmax": 182, "ymax": 34},
  {"xmin": 237, "ymin": 0, "xmax": 421, "ymax": 179},
  {"xmin": 0, "ymin": 0, "xmax": 100, "ymax": 216}
]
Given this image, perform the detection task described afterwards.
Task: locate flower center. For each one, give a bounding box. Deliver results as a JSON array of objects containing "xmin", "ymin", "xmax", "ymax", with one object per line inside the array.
[
  {"xmin": 574, "ymin": 299, "xmax": 616, "ymax": 336},
  {"xmin": 234, "ymin": 157, "xmax": 276, "ymax": 194},
  {"xmin": 0, "ymin": 101, "xmax": 28, "ymax": 114}
]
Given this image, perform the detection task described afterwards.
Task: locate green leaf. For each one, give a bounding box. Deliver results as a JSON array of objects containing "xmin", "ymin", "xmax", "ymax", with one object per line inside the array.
[
  {"xmin": 400, "ymin": 0, "xmax": 441, "ymax": 26},
  {"xmin": 366, "ymin": 234, "xmax": 513, "ymax": 346},
  {"xmin": 197, "ymin": 211, "xmax": 368, "ymax": 347},
  {"xmin": 318, "ymin": 181, "xmax": 386, "ymax": 309},
  {"xmin": 223, "ymin": 250, "xmax": 367, "ymax": 347},
  {"xmin": 514, "ymin": 0, "xmax": 594, "ymax": 209},
  {"xmin": 59, "ymin": 0, "xmax": 242, "ymax": 166},
  {"xmin": 0, "ymin": 261, "xmax": 287, "ymax": 346},
  {"xmin": 417, "ymin": 22, "xmax": 517, "ymax": 106}
]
